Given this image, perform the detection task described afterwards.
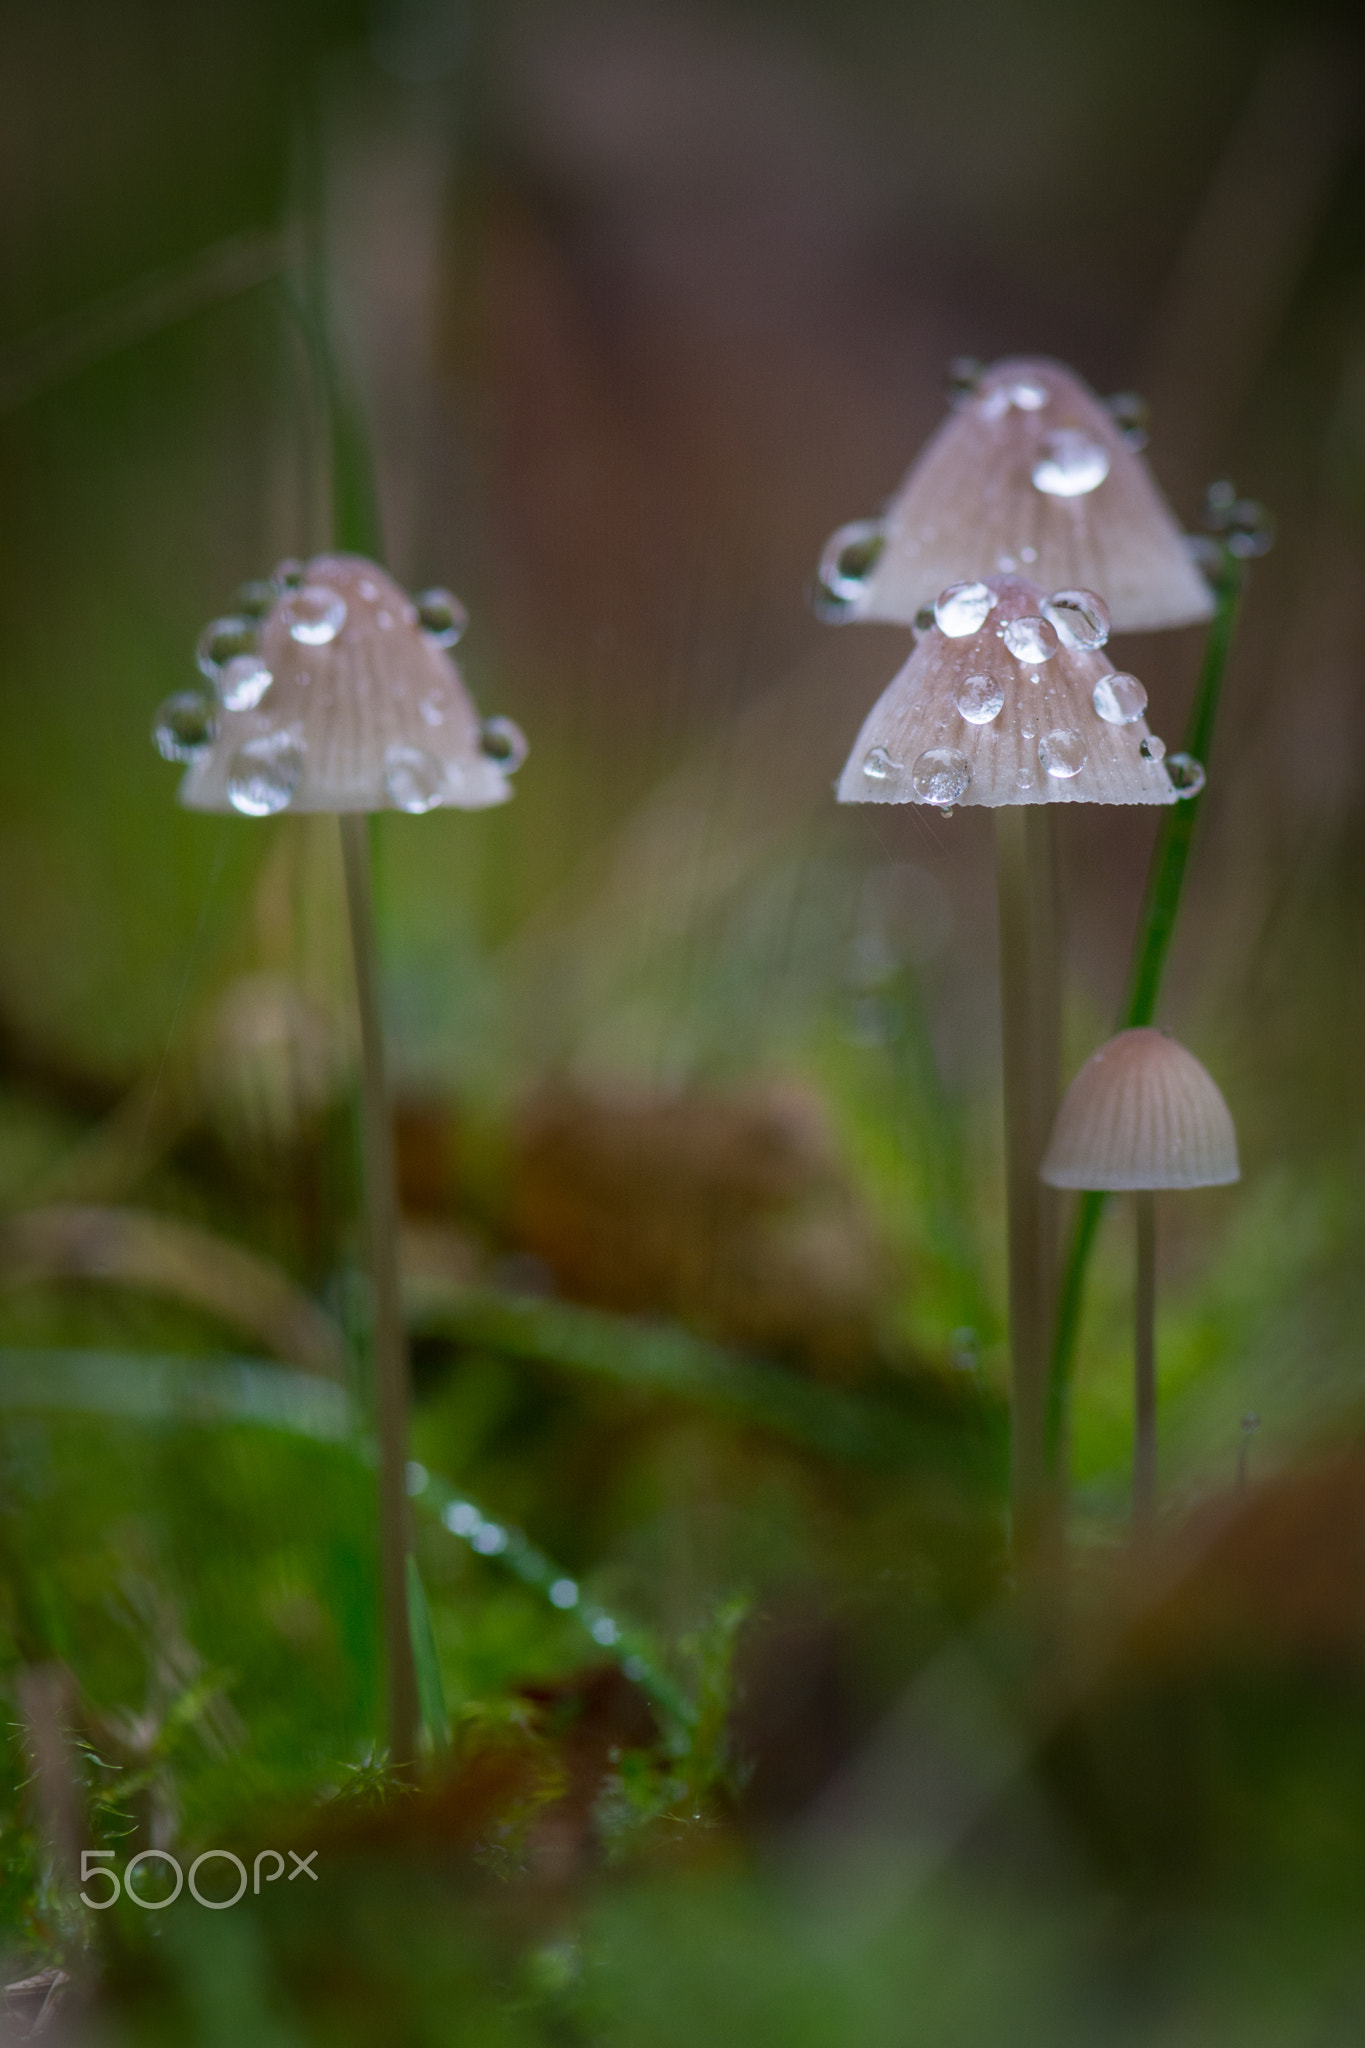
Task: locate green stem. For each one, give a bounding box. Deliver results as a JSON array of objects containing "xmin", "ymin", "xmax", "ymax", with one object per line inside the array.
[
  {"xmin": 1133, "ymin": 1192, "xmax": 1157, "ymax": 1538},
  {"xmin": 1044, "ymin": 550, "xmax": 1246, "ymax": 1474}
]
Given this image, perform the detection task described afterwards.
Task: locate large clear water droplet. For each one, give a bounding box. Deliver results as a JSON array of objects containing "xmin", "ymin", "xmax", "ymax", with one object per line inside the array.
[
  {"xmin": 1043, "ymin": 588, "xmax": 1110, "ymax": 651},
  {"xmin": 481, "ymin": 716, "xmax": 528, "ymax": 773},
  {"xmin": 227, "ymin": 732, "xmax": 304, "ymax": 815},
  {"xmin": 236, "ymin": 579, "xmax": 276, "ymax": 620},
  {"xmin": 955, "ymin": 673, "xmax": 1005, "ymax": 724},
  {"xmin": 1092, "ymin": 672, "xmax": 1147, "ymax": 724},
  {"xmin": 281, "ymin": 586, "xmax": 346, "ymax": 645},
  {"xmin": 1166, "ymin": 752, "xmax": 1205, "ymax": 797},
  {"xmin": 152, "ymin": 692, "xmax": 215, "ymax": 762},
  {"xmin": 912, "ymin": 748, "xmax": 971, "ymax": 806},
  {"xmin": 196, "ymin": 617, "xmax": 255, "ymax": 679},
  {"xmin": 384, "ymin": 745, "xmax": 446, "ymax": 813},
  {"xmin": 1105, "ymin": 391, "xmax": 1149, "ymax": 450},
  {"xmin": 817, "ymin": 521, "xmax": 885, "ymax": 607},
  {"xmin": 1002, "ymin": 615, "xmax": 1059, "ymax": 664},
  {"xmin": 1039, "ymin": 729, "xmax": 1087, "ymax": 779},
  {"xmin": 862, "ymin": 746, "xmax": 898, "ymax": 782},
  {"xmin": 1140, "ymin": 735, "xmax": 1166, "ymax": 762},
  {"xmin": 1032, "ymin": 429, "xmax": 1110, "ymax": 498},
  {"xmin": 934, "ymin": 581, "xmax": 996, "ymax": 637},
  {"xmin": 217, "ymin": 654, "xmax": 273, "ymax": 712},
  {"xmin": 414, "ymin": 587, "xmax": 469, "ymax": 647}
]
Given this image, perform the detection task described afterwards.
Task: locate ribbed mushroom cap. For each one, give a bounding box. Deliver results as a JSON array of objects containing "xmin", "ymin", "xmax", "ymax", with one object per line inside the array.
[
  {"xmin": 821, "ymin": 357, "xmax": 1213, "ymax": 634},
  {"xmin": 179, "ymin": 554, "xmax": 517, "ymax": 816},
  {"xmin": 836, "ymin": 576, "xmax": 1177, "ymax": 808},
  {"xmin": 1041, "ymin": 1028, "xmax": 1239, "ymax": 1191}
]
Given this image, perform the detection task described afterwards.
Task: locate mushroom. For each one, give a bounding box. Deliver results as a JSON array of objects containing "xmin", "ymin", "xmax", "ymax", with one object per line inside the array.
[
  {"xmin": 817, "ymin": 357, "xmax": 1212, "ymax": 634},
  {"xmin": 154, "ymin": 552, "xmax": 527, "ymax": 1767},
  {"xmin": 1041, "ymin": 1027, "xmax": 1239, "ymax": 1535},
  {"xmin": 837, "ymin": 576, "xmax": 1178, "ymax": 1548}
]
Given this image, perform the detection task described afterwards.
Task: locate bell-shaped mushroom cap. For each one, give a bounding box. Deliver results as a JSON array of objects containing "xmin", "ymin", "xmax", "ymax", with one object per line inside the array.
[
  {"xmin": 837, "ymin": 575, "xmax": 1177, "ymax": 808},
  {"xmin": 823, "ymin": 357, "xmax": 1212, "ymax": 634},
  {"xmin": 179, "ymin": 554, "xmax": 518, "ymax": 816},
  {"xmin": 1041, "ymin": 1028, "xmax": 1239, "ymax": 1191}
]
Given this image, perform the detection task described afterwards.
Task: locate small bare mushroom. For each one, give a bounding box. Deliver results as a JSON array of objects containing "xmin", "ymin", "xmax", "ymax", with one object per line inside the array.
[
  {"xmin": 817, "ymin": 358, "xmax": 1212, "ymax": 634},
  {"xmin": 1041, "ymin": 1027, "xmax": 1239, "ymax": 1536}
]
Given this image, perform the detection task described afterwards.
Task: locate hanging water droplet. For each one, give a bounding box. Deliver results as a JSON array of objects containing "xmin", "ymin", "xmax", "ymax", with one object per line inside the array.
[
  {"xmin": 1225, "ymin": 501, "xmax": 1275, "ymax": 558},
  {"xmin": 226, "ymin": 731, "xmax": 304, "ymax": 816},
  {"xmin": 912, "ymin": 747, "xmax": 971, "ymax": 806},
  {"xmin": 237, "ymin": 578, "xmax": 275, "ymax": 619},
  {"xmin": 384, "ymin": 744, "xmax": 446, "ymax": 813},
  {"xmin": 1140, "ymin": 735, "xmax": 1166, "ymax": 763},
  {"xmin": 946, "ymin": 355, "xmax": 983, "ymax": 407},
  {"xmin": 481, "ymin": 715, "xmax": 528, "ymax": 772},
  {"xmin": 1039, "ymin": 728, "xmax": 1088, "ymax": 779},
  {"xmin": 272, "ymin": 557, "xmax": 305, "ymax": 591},
  {"xmin": 413, "ymin": 587, "xmax": 468, "ymax": 646},
  {"xmin": 1166, "ymin": 752, "xmax": 1205, "ymax": 797},
  {"xmin": 281, "ymin": 586, "xmax": 346, "ymax": 645},
  {"xmin": 152, "ymin": 692, "xmax": 215, "ymax": 762},
  {"xmin": 1105, "ymin": 391, "xmax": 1149, "ymax": 450},
  {"xmin": 934, "ymin": 581, "xmax": 996, "ymax": 637},
  {"xmin": 217, "ymin": 654, "xmax": 274, "ymax": 712},
  {"xmin": 1092, "ymin": 672, "xmax": 1147, "ymax": 724},
  {"xmin": 1002, "ymin": 615, "xmax": 1059, "ymax": 664},
  {"xmin": 955, "ymin": 673, "xmax": 1005, "ymax": 724},
  {"xmin": 1043, "ymin": 588, "xmax": 1110, "ymax": 651},
  {"xmin": 816, "ymin": 521, "xmax": 885, "ymax": 610},
  {"xmin": 1032, "ymin": 429, "xmax": 1110, "ymax": 498},
  {"xmin": 862, "ymin": 746, "xmax": 898, "ymax": 782},
  {"xmin": 195, "ymin": 616, "xmax": 255, "ymax": 678}
]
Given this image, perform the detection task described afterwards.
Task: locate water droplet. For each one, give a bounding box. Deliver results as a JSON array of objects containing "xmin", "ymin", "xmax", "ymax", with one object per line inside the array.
[
  {"xmin": 1105, "ymin": 391, "xmax": 1149, "ymax": 450},
  {"xmin": 934, "ymin": 581, "xmax": 996, "ymax": 637},
  {"xmin": 817, "ymin": 522, "xmax": 885, "ymax": 606},
  {"xmin": 1203, "ymin": 479, "xmax": 1237, "ymax": 526},
  {"xmin": 419, "ymin": 691, "xmax": 446, "ymax": 727},
  {"xmin": 862, "ymin": 746, "xmax": 898, "ymax": 782},
  {"xmin": 549, "ymin": 1578, "xmax": 579, "ymax": 1610},
  {"xmin": 195, "ymin": 616, "xmax": 255, "ymax": 678},
  {"xmin": 1043, "ymin": 588, "xmax": 1110, "ymax": 651},
  {"xmin": 1015, "ymin": 769, "xmax": 1033, "ymax": 790},
  {"xmin": 152, "ymin": 692, "xmax": 215, "ymax": 762},
  {"xmin": 411, "ymin": 585, "xmax": 470, "ymax": 647},
  {"xmin": 226, "ymin": 731, "xmax": 304, "ymax": 816},
  {"xmin": 1185, "ymin": 534, "xmax": 1224, "ymax": 579},
  {"xmin": 955, "ymin": 673, "xmax": 1005, "ymax": 724},
  {"xmin": 272, "ymin": 557, "xmax": 305, "ymax": 591},
  {"xmin": 1002, "ymin": 615, "xmax": 1059, "ymax": 664},
  {"xmin": 1226, "ymin": 501, "xmax": 1275, "ymax": 558},
  {"xmin": 376, "ymin": 609, "xmax": 394, "ymax": 630},
  {"xmin": 281, "ymin": 585, "xmax": 346, "ymax": 645},
  {"xmin": 1092, "ymin": 672, "xmax": 1147, "ymax": 724},
  {"xmin": 1039, "ymin": 728, "xmax": 1087, "ymax": 779},
  {"xmin": 1032, "ymin": 429, "xmax": 1110, "ymax": 497},
  {"xmin": 913, "ymin": 603, "xmax": 936, "ymax": 638},
  {"xmin": 1020, "ymin": 546, "xmax": 1037, "ymax": 563},
  {"xmin": 1166, "ymin": 752, "xmax": 1205, "ymax": 797},
  {"xmin": 443, "ymin": 1501, "xmax": 479, "ymax": 1536},
  {"xmin": 217, "ymin": 654, "xmax": 273, "ymax": 712},
  {"xmin": 474, "ymin": 1522, "xmax": 508, "ymax": 1555},
  {"xmin": 590, "ymin": 1616, "xmax": 620, "ymax": 1646},
  {"xmin": 405, "ymin": 1461, "xmax": 429, "ymax": 1495},
  {"xmin": 996, "ymin": 553, "xmax": 1018, "ymax": 573},
  {"xmin": 384, "ymin": 744, "xmax": 446, "ymax": 813},
  {"xmin": 1008, "ymin": 379, "xmax": 1048, "ymax": 410},
  {"xmin": 912, "ymin": 747, "xmax": 971, "ymax": 806},
  {"xmin": 481, "ymin": 716, "xmax": 528, "ymax": 773},
  {"xmin": 358, "ymin": 578, "xmax": 380, "ymax": 601},
  {"xmin": 237, "ymin": 579, "xmax": 275, "ymax": 619},
  {"xmin": 1140, "ymin": 735, "xmax": 1166, "ymax": 763},
  {"xmin": 946, "ymin": 355, "xmax": 983, "ymax": 407}
]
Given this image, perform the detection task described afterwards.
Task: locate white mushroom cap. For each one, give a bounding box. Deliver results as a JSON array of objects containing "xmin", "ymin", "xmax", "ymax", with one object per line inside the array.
[
  {"xmin": 1041, "ymin": 1028, "xmax": 1239, "ymax": 1191},
  {"xmin": 836, "ymin": 575, "xmax": 1177, "ymax": 808},
  {"xmin": 178, "ymin": 554, "xmax": 518, "ymax": 816},
  {"xmin": 822, "ymin": 357, "xmax": 1213, "ymax": 634}
]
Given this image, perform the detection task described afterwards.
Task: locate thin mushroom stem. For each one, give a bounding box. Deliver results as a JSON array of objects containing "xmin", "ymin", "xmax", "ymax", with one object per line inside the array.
[
  {"xmin": 1133, "ymin": 1191, "xmax": 1157, "ymax": 1539},
  {"xmin": 340, "ymin": 813, "xmax": 419, "ymax": 1773},
  {"xmin": 995, "ymin": 805, "xmax": 1061, "ymax": 1558}
]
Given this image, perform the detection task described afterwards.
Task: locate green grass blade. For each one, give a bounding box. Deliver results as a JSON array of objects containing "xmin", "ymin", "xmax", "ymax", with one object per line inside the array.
[{"xmin": 405, "ymin": 1554, "xmax": 451, "ymax": 1755}]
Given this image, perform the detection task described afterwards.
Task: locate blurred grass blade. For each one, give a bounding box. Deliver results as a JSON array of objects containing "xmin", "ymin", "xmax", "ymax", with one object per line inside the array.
[
  {"xmin": 405, "ymin": 1555, "xmax": 451, "ymax": 1755},
  {"xmin": 0, "ymin": 1347, "xmax": 354, "ymax": 1437},
  {"xmin": 1045, "ymin": 549, "xmax": 1247, "ymax": 1470}
]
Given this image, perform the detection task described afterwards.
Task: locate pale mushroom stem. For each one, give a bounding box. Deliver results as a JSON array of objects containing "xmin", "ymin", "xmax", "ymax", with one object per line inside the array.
[
  {"xmin": 340, "ymin": 813, "xmax": 419, "ymax": 1772},
  {"xmin": 1133, "ymin": 1191, "xmax": 1157, "ymax": 1538},
  {"xmin": 995, "ymin": 806, "xmax": 1061, "ymax": 1556}
]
